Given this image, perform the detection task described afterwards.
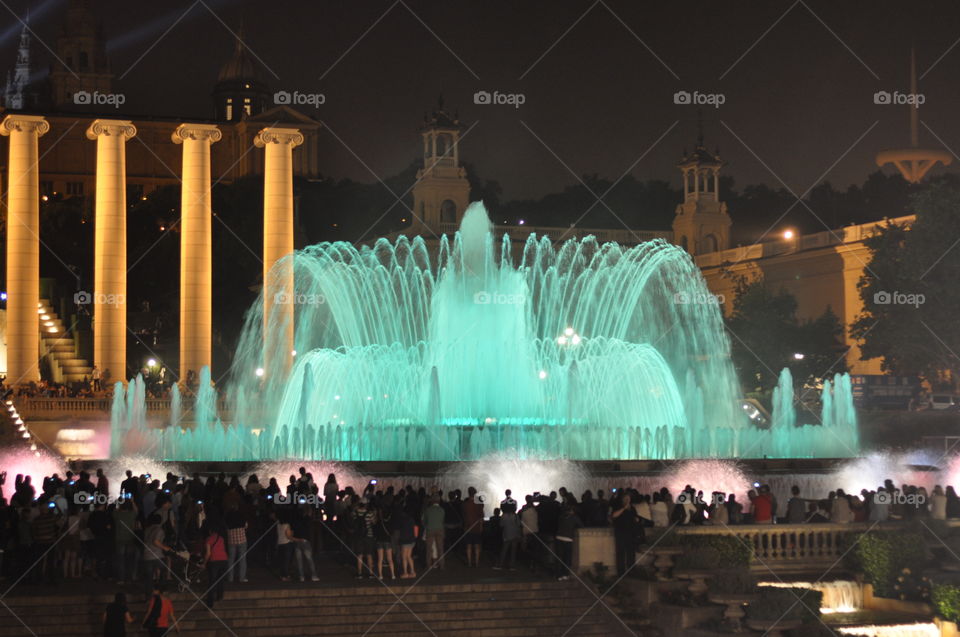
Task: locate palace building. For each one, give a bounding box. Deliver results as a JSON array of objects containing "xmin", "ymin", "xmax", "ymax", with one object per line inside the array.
[{"xmin": 0, "ymin": 0, "xmax": 932, "ymax": 384}]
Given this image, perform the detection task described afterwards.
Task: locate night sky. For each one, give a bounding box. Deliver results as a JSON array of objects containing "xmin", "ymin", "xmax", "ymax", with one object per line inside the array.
[{"xmin": 4, "ymin": 0, "xmax": 960, "ymax": 205}]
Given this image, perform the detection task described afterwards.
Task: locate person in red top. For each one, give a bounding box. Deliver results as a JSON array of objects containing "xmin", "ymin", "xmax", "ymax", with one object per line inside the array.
[
  {"xmin": 142, "ymin": 584, "xmax": 178, "ymax": 636},
  {"xmin": 202, "ymin": 521, "xmax": 230, "ymax": 609},
  {"xmin": 749, "ymin": 486, "xmax": 774, "ymax": 524}
]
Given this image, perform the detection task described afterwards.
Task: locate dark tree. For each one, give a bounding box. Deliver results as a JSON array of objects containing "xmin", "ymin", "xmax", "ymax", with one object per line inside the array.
[
  {"xmin": 852, "ymin": 178, "xmax": 960, "ymax": 385},
  {"xmin": 726, "ymin": 276, "xmax": 847, "ymax": 396}
]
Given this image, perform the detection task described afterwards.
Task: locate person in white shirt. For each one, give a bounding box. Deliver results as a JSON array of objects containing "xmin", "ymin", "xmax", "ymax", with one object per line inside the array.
[
  {"xmin": 650, "ymin": 492, "xmax": 669, "ymax": 527},
  {"xmin": 633, "ymin": 493, "xmax": 652, "ymax": 526},
  {"xmin": 519, "ymin": 495, "xmax": 539, "ymax": 571}
]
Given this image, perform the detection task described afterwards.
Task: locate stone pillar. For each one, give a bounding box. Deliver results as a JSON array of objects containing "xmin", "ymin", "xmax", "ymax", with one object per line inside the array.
[
  {"xmin": 172, "ymin": 124, "xmax": 221, "ymax": 380},
  {"xmin": 2, "ymin": 115, "xmax": 49, "ymax": 384},
  {"xmin": 86, "ymin": 120, "xmax": 137, "ymax": 385},
  {"xmin": 254, "ymin": 127, "xmax": 303, "ymax": 377}
]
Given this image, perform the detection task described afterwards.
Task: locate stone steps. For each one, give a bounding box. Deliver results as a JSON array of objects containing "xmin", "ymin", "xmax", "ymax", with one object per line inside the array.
[
  {"xmin": 0, "ymin": 581, "xmax": 630, "ymax": 637},
  {"xmin": 37, "ymin": 299, "xmax": 92, "ymax": 383}
]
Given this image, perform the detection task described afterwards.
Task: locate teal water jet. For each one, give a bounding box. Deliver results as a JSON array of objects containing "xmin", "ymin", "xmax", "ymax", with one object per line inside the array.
[{"xmin": 111, "ymin": 202, "xmax": 859, "ymax": 461}]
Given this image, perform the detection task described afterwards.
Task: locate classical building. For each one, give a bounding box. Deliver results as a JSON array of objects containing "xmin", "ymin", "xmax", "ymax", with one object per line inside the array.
[
  {"xmin": 0, "ymin": 2, "xmax": 314, "ymax": 385},
  {"xmin": 0, "ymin": 1, "xmax": 322, "ymax": 202},
  {"xmin": 695, "ymin": 218, "xmax": 902, "ymax": 376}
]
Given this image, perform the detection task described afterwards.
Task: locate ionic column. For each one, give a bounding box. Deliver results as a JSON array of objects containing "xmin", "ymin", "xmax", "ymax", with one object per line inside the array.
[
  {"xmin": 172, "ymin": 124, "xmax": 221, "ymax": 381},
  {"xmin": 86, "ymin": 119, "xmax": 137, "ymax": 385},
  {"xmin": 254, "ymin": 127, "xmax": 303, "ymax": 377},
  {"xmin": 2, "ymin": 115, "xmax": 49, "ymax": 384}
]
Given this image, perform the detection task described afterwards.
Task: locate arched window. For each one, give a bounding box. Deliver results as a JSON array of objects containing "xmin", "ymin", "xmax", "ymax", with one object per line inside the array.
[
  {"xmin": 702, "ymin": 234, "xmax": 718, "ymax": 253},
  {"xmin": 436, "ymin": 133, "xmax": 452, "ymax": 158},
  {"xmin": 440, "ymin": 199, "xmax": 457, "ymax": 223}
]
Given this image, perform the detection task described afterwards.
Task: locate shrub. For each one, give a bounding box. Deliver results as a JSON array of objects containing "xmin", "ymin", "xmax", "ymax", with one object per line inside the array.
[
  {"xmin": 844, "ymin": 531, "xmax": 927, "ymax": 598},
  {"xmin": 711, "ymin": 567, "xmax": 756, "ymax": 595},
  {"xmin": 680, "ymin": 534, "xmax": 751, "ymax": 568},
  {"xmin": 932, "ymin": 584, "xmax": 960, "ymax": 623},
  {"xmin": 675, "ymin": 547, "xmax": 721, "ymax": 571},
  {"xmin": 747, "ymin": 588, "xmax": 822, "ymax": 623}
]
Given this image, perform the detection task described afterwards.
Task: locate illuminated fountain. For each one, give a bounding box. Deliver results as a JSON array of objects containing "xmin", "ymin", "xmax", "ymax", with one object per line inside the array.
[
  {"xmin": 758, "ymin": 580, "xmax": 862, "ymax": 614},
  {"xmin": 110, "ymin": 202, "xmax": 859, "ymax": 461}
]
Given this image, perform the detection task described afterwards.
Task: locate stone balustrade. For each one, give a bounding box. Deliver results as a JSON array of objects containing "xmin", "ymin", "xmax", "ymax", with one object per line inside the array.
[
  {"xmin": 573, "ymin": 521, "xmax": 960, "ymax": 576},
  {"xmin": 16, "ymin": 397, "xmax": 230, "ymax": 421},
  {"xmin": 676, "ymin": 523, "xmax": 865, "ymax": 572}
]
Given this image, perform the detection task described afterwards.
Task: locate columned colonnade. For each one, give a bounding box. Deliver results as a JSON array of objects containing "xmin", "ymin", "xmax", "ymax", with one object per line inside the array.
[{"xmin": 1, "ymin": 114, "xmax": 303, "ymax": 385}]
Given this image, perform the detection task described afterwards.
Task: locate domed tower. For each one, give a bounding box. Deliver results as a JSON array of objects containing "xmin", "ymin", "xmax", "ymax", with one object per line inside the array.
[
  {"xmin": 411, "ymin": 96, "xmax": 471, "ymax": 232},
  {"xmin": 212, "ymin": 30, "xmax": 270, "ymax": 122},
  {"xmin": 673, "ymin": 125, "xmax": 731, "ymax": 256}
]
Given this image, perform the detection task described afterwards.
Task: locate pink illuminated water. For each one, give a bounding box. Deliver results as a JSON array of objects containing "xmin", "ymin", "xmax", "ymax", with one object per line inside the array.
[{"xmin": 0, "ymin": 448, "xmax": 65, "ymax": 491}]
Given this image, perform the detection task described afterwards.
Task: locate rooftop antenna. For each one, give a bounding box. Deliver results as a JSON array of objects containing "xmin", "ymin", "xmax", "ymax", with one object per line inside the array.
[{"xmin": 875, "ymin": 46, "xmax": 952, "ymax": 182}]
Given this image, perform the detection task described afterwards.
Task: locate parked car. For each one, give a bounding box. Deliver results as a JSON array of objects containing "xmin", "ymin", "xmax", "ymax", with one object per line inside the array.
[{"xmin": 929, "ymin": 394, "xmax": 960, "ymax": 410}]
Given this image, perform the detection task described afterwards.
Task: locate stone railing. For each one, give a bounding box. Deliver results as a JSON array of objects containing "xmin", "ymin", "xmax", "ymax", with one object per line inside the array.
[
  {"xmin": 16, "ymin": 397, "xmax": 230, "ymax": 421},
  {"xmin": 921, "ymin": 435, "xmax": 960, "ymax": 454},
  {"xmin": 573, "ymin": 521, "xmax": 950, "ymax": 576},
  {"xmin": 675, "ymin": 523, "xmax": 868, "ymax": 572},
  {"xmin": 694, "ymin": 214, "xmax": 916, "ymax": 267}
]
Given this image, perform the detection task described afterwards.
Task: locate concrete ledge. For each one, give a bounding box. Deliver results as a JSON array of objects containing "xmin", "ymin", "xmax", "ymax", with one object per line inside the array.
[{"xmin": 573, "ymin": 527, "xmax": 615, "ymax": 574}]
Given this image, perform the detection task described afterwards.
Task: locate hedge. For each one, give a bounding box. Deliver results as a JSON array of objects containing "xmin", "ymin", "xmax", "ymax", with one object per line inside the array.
[
  {"xmin": 679, "ymin": 534, "xmax": 751, "ymax": 568},
  {"xmin": 844, "ymin": 531, "xmax": 927, "ymax": 598}
]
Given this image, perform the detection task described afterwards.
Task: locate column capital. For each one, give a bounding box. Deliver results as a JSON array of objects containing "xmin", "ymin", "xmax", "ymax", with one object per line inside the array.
[
  {"xmin": 1, "ymin": 114, "xmax": 49, "ymax": 137},
  {"xmin": 172, "ymin": 123, "xmax": 222, "ymax": 145},
  {"xmin": 254, "ymin": 127, "xmax": 303, "ymax": 148},
  {"xmin": 85, "ymin": 119, "xmax": 137, "ymax": 141}
]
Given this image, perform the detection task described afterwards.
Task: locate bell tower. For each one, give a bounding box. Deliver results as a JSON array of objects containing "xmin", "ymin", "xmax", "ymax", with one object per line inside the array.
[
  {"xmin": 411, "ymin": 96, "xmax": 470, "ymax": 233},
  {"xmin": 48, "ymin": 0, "xmax": 113, "ymax": 109},
  {"xmin": 673, "ymin": 123, "xmax": 730, "ymax": 256}
]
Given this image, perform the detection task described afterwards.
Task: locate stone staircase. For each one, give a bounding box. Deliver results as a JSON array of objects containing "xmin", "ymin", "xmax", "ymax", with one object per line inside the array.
[
  {"xmin": 37, "ymin": 298, "xmax": 92, "ymax": 383},
  {"xmin": 0, "ymin": 580, "xmax": 638, "ymax": 636}
]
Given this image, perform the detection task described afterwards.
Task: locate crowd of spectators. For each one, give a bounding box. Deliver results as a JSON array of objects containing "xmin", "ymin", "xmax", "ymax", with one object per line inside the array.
[{"xmin": 0, "ymin": 468, "xmax": 947, "ymax": 606}]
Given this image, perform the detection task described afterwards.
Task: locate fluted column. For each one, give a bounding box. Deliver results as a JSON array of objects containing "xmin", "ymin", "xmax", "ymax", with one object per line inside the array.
[
  {"xmin": 172, "ymin": 124, "xmax": 221, "ymax": 380},
  {"xmin": 254, "ymin": 127, "xmax": 303, "ymax": 377},
  {"xmin": 86, "ymin": 119, "xmax": 137, "ymax": 385},
  {"xmin": 2, "ymin": 115, "xmax": 49, "ymax": 384}
]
